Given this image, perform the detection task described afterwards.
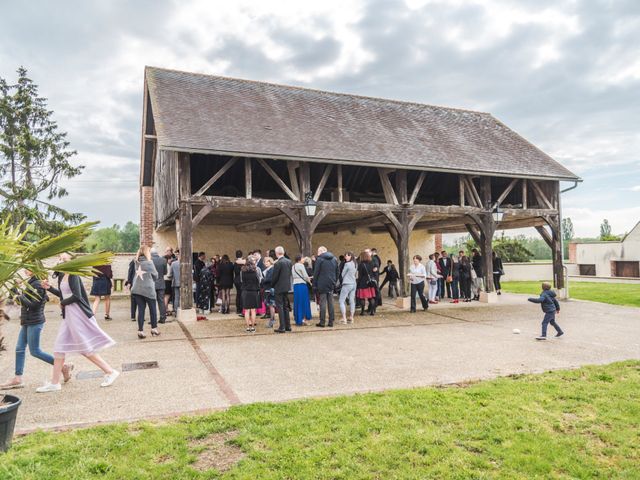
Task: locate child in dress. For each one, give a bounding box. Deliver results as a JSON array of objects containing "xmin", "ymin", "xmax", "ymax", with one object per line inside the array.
[{"xmin": 38, "ymin": 253, "xmax": 119, "ymax": 393}]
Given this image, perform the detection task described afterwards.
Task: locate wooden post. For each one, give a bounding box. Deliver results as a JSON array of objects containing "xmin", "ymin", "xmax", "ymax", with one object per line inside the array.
[
  {"xmin": 480, "ymin": 213, "xmax": 495, "ymax": 293},
  {"xmin": 397, "ymin": 212, "xmax": 411, "ymax": 297},
  {"xmin": 479, "ymin": 178, "xmax": 495, "ymax": 293},
  {"xmin": 537, "ymin": 216, "xmax": 564, "ymax": 289},
  {"xmin": 245, "ymin": 158, "xmax": 252, "ymax": 199},
  {"xmin": 396, "ymin": 170, "xmax": 408, "ymax": 205},
  {"xmin": 384, "ymin": 209, "xmax": 418, "ymax": 298},
  {"xmin": 299, "ymin": 217, "xmax": 312, "ymax": 257},
  {"xmin": 299, "ymin": 163, "xmax": 311, "ymax": 198},
  {"xmin": 178, "ymin": 152, "xmax": 193, "ymax": 310}
]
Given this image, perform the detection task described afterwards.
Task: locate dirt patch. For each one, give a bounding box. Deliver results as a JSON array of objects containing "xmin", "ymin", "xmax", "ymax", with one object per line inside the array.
[
  {"xmin": 190, "ymin": 430, "xmax": 245, "ymax": 473},
  {"xmin": 157, "ymin": 453, "xmax": 173, "ymax": 464}
]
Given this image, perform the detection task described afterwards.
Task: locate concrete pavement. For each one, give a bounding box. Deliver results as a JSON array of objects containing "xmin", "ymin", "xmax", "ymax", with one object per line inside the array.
[{"xmin": 1, "ymin": 294, "xmax": 638, "ymax": 433}]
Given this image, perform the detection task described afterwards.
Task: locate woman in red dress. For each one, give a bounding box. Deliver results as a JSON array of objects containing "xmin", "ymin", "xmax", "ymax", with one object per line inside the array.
[{"xmin": 356, "ymin": 251, "xmax": 377, "ymax": 316}]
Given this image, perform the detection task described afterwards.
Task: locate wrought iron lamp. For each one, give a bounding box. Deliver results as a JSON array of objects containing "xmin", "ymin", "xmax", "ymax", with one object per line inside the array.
[
  {"xmin": 492, "ymin": 206, "xmax": 504, "ymax": 223},
  {"xmin": 304, "ymin": 191, "xmax": 317, "ymax": 217}
]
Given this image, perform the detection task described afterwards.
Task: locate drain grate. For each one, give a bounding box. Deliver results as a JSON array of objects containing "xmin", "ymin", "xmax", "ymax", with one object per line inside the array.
[{"xmin": 122, "ymin": 361, "xmax": 159, "ymax": 372}]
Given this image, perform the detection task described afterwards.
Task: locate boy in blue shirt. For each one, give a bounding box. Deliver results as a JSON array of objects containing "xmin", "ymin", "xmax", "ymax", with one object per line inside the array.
[{"xmin": 528, "ymin": 282, "xmax": 564, "ymax": 341}]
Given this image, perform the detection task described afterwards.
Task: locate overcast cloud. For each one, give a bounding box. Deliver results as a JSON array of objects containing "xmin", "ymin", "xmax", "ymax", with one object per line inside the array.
[{"xmin": 1, "ymin": 0, "xmax": 638, "ymax": 237}]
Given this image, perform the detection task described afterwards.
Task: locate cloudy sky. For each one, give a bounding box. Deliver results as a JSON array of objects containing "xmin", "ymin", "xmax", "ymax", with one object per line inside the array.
[{"xmin": 1, "ymin": 0, "xmax": 638, "ymax": 237}]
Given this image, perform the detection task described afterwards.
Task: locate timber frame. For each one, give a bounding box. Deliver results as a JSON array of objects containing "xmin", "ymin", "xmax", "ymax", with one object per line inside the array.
[
  {"xmin": 149, "ymin": 151, "xmax": 566, "ymax": 310},
  {"xmin": 140, "ymin": 67, "xmax": 580, "ymax": 314}
]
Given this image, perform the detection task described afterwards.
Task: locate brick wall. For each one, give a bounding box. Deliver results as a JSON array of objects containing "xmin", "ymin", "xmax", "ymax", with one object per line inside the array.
[
  {"xmin": 140, "ymin": 186, "xmax": 154, "ymax": 247},
  {"xmin": 434, "ymin": 233, "xmax": 443, "ymax": 252},
  {"xmin": 568, "ymin": 242, "xmax": 577, "ymax": 263}
]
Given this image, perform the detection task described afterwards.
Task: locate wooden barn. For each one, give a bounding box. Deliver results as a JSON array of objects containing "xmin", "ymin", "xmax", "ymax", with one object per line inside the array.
[{"xmin": 139, "ymin": 66, "xmax": 580, "ymax": 313}]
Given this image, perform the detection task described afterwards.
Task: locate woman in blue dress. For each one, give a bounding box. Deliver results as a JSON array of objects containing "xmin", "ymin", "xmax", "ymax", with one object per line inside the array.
[{"xmin": 292, "ymin": 255, "xmax": 312, "ymax": 326}]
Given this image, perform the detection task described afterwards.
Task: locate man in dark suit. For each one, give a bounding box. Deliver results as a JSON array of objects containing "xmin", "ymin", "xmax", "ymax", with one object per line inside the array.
[
  {"xmin": 313, "ymin": 246, "xmax": 339, "ymax": 327},
  {"xmin": 271, "ymin": 246, "xmax": 293, "ymax": 333},
  {"xmin": 438, "ymin": 251, "xmax": 452, "ymax": 300}
]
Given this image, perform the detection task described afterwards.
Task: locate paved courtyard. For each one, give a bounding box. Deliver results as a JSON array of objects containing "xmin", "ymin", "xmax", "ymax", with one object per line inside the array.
[{"xmin": 1, "ymin": 294, "xmax": 639, "ymax": 433}]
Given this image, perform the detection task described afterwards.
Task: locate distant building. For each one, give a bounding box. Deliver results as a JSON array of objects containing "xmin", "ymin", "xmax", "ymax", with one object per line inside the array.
[{"xmin": 569, "ymin": 222, "xmax": 640, "ymax": 278}]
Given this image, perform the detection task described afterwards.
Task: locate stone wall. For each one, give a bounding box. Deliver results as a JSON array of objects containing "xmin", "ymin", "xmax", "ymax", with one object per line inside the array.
[
  {"xmin": 501, "ymin": 262, "xmax": 579, "ymax": 282},
  {"xmin": 154, "ymin": 224, "xmax": 435, "ymax": 265}
]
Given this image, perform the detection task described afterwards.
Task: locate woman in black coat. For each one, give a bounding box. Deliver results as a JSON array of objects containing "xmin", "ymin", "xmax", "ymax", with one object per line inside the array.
[
  {"xmin": 240, "ymin": 256, "xmax": 261, "ymax": 332},
  {"xmin": 458, "ymin": 256, "xmax": 472, "ymax": 302},
  {"xmin": 216, "ymin": 255, "xmax": 235, "ymax": 314}
]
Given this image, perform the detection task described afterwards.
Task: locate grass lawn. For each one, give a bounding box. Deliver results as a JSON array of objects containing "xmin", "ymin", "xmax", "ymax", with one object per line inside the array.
[
  {"xmin": 502, "ymin": 281, "xmax": 640, "ymax": 308},
  {"xmin": 1, "ymin": 362, "xmax": 639, "ymax": 479}
]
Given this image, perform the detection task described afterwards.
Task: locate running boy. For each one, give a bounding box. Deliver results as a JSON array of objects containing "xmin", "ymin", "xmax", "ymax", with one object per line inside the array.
[{"xmin": 528, "ymin": 282, "xmax": 563, "ymax": 341}]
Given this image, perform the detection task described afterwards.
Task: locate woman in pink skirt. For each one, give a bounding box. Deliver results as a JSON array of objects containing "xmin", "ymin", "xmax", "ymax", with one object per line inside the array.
[{"xmin": 38, "ymin": 253, "xmax": 119, "ymax": 393}]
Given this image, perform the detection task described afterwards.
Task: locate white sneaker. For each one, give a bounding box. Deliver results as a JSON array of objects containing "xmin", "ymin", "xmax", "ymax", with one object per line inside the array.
[
  {"xmin": 36, "ymin": 382, "xmax": 62, "ymax": 393},
  {"xmin": 101, "ymin": 370, "xmax": 120, "ymax": 387}
]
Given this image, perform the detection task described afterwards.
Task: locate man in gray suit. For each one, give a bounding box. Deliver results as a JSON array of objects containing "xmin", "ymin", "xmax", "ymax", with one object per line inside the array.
[
  {"xmin": 271, "ymin": 246, "xmax": 292, "ymax": 333},
  {"xmin": 151, "ymin": 247, "xmax": 168, "ymax": 323}
]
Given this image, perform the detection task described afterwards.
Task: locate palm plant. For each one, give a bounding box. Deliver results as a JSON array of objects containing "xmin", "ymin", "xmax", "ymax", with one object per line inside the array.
[{"xmin": 0, "ymin": 217, "xmax": 113, "ymax": 353}]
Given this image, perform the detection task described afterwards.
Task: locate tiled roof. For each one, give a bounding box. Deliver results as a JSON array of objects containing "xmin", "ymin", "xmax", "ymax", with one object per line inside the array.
[{"xmin": 145, "ymin": 66, "xmax": 579, "ymax": 180}]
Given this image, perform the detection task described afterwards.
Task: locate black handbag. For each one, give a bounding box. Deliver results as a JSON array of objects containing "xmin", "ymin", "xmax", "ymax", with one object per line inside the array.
[{"xmin": 366, "ymin": 270, "xmax": 378, "ymax": 288}]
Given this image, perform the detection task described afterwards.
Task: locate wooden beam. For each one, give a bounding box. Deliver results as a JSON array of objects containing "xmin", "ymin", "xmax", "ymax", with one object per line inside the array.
[
  {"xmin": 459, "ymin": 176, "xmax": 465, "ymax": 207},
  {"xmin": 421, "ymin": 216, "xmax": 474, "ymax": 231},
  {"xmin": 530, "ymin": 181, "xmax": 553, "ymax": 209},
  {"xmin": 192, "ymin": 203, "xmax": 215, "ymax": 228},
  {"xmin": 287, "ymin": 161, "xmax": 300, "ymax": 200},
  {"xmin": 310, "ymin": 206, "xmax": 333, "ymax": 231},
  {"xmin": 337, "ymin": 164, "xmax": 343, "ymax": 202},
  {"xmin": 435, "ymin": 217, "xmax": 548, "ymax": 234},
  {"xmin": 256, "ymin": 158, "xmax": 298, "ymax": 201},
  {"xmin": 535, "ymin": 225, "xmax": 553, "ymax": 247},
  {"xmin": 465, "ymin": 224, "xmax": 482, "ymax": 244},
  {"xmin": 492, "ymin": 178, "xmax": 518, "ymax": 210},
  {"xmin": 381, "ymin": 210, "xmax": 402, "ymax": 233},
  {"xmin": 193, "ymin": 157, "xmax": 238, "ymax": 197},
  {"xmin": 464, "ymin": 176, "xmax": 483, "ymax": 208},
  {"xmin": 190, "ymin": 195, "xmax": 488, "ymax": 216},
  {"xmin": 236, "ymin": 214, "xmax": 289, "ymax": 232},
  {"xmin": 409, "ymin": 171, "xmax": 426, "ymax": 205},
  {"xmin": 245, "ymin": 158, "xmax": 252, "ymax": 199},
  {"xmin": 501, "ymin": 207, "xmax": 558, "ymax": 217},
  {"xmin": 522, "ymin": 179, "xmax": 528, "ymax": 209},
  {"xmin": 313, "ymin": 164, "xmax": 333, "ymax": 201},
  {"xmin": 316, "ymin": 214, "xmax": 387, "ymax": 233},
  {"xmin": 408, "ymin": 212, "xmax": 425, "ymax": 231},
  {"xmin": 378, "ymin": 169, "xmax": 399, "ymax": 205}
]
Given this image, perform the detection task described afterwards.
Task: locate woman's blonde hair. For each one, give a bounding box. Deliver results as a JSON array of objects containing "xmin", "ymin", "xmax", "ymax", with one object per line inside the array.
[
  {"xmin": 137, "ymin": 245, "xmax": 151, "ymax": 262},
  {"xmin": 263, "ymin": 257, "xmax": 273, "ymax": 267}
]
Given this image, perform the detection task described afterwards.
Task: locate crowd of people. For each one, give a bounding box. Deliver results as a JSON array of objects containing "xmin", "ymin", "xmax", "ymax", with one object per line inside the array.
[
  {"xmin": 123, "ymin": 244, "xmax": 507, "ymax": 333},
  {"xmin": 1, "ymin": 241, "xmax": 571, "ymax": 396}
]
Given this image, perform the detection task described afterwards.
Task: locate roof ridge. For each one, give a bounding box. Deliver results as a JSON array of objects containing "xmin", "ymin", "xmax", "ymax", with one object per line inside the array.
[{"xmin": 145, "ymin": 65, "xmax": 492, "ymax": 116}]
